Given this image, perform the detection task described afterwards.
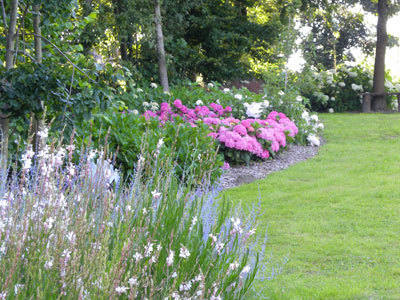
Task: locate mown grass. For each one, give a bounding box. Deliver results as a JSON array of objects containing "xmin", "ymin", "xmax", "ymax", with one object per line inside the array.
[{"xmin": 223, "ymin": 113, "xmax": 400, "ymax": 299}]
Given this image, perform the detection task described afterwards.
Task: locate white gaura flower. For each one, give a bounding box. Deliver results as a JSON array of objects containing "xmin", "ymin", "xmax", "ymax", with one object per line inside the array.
[
  {"xmin": 230, "ymin": 217, "xmax": 243, "ymax": 235},
  {"xmin": 66, "ymin": 231, "xmax": 76, "ymax": 245},
  {"xmin": 171, "ymin": 292, "xmax": 180, "ymax": 299},
  {"xmin": 21, "ymin": 146, "xmax": 35, "ymax": 172},
  {"xmin": 128, "ymin": 277, "xmax": 138, "ymax": 286},
  {"xmin": 229, "ymin": 262, "xmax": 239, "ymax": 271},
  {"xmin": 115, "ymin": 286, "xmax": 129, "ymax": 295},
  {"xmin": 37, "ymin": 128, "xmax": 49, "ymax": 139},
  {"xmin": 14, "ymin": 284, "xmax": 24, "ymax": 296},
  {"xmin": 216, "ymin": 242, "xmax": 224, "ymax": 254},
  {"xmin": 240, "ymin": 265, "xmax": 251, "ymax": 278},
  {"xmin": 171, "ymin": 272, "xmax": 178, "ymax": 278},
  {"xmin": 150, "ymin": 82, "xmax": 158, "ymax": 88},
  {"xmin": 209, "ymin": 233, "xmax": 217, "ymax": 244},
  {"xmin": 234, "ymin": 94, "xmax": 243, "ymax": 101},
  {"xmin": 44, "ymin": 217, "xmax": 55, "ymax": 230},
  {"xmin": 0, "ymin": 200, "xmax": 7, "ymax": 209},
  {"xmin": 179, "ymin": 246, "xmax": 190, "ymax": 259},
  {"xmin": 44, "ymin": 259, "xmax": 54, "ymax": 270},
  {"xmin": 179, "ymin": 281, "xmax": 192, "ymax": 291},
  {"xmin": 142, "ymin": 101, "xmax": 150, "ymax": 107},
  {"xmin": 189, "ymin": 216, "xmax": 198, "ymax": 231},
  {"xmin": 195, "ymin": 99, "xmax": 203, "ymax": 106},
  {"xmin": 137, "ymin": 88, "xmax": 143, "ymax": 93},
  {"xmin": 151, "ymin": 190, "xmax": 161, "ymax": 199},
  {"xmin": 133, "ymin": 252, "xmax": 143, "ymax": 262},
  {"xmin": 166, "ymin": 250, "xmax": 174, "ymax": 266},
  {"xmin": 278, "ymin": 90, "xmax": 285, "ymax": 96},
  {"xmin": 131, "ymin": 109, "xmax": 139, "ymax": 115},
  {"xmin": 144, "ymin": 242, "xmax": 154, "ymax": 257}
]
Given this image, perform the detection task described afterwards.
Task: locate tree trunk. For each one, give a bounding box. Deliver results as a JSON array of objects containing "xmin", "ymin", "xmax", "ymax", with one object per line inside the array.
[
  {"xmin": 1, "ymin": 0, "xmax": 19, "ymax": 168},
  {"xmin": 31, "ymin": 3, "xmax": 44, "ymax": 153},
  {"xmin": 372, "ymin": 0, "xmax": 389, "ymax": 111},
  {"xmin": 154, "ymin": 0, "xmax": 169, "ymax": 92}
]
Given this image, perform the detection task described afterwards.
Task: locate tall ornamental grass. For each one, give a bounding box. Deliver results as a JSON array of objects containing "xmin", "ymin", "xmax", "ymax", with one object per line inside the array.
[{"xmin": 0, "ymin": 133, "xmax": 266, "ymax": 299}]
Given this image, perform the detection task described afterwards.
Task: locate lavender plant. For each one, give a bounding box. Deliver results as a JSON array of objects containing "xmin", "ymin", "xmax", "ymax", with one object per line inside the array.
[{"xmin": 0, "ymin": 133, "xmax": 267, "ymax": 299}]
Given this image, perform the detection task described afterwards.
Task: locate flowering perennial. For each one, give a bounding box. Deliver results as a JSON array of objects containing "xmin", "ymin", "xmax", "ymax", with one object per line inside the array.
[
  {"xmin": 143, "ymin": 100, "xmax": 299, "ymax": 164},
  {"xmin": 0, "ymin": 136, "xmax": 265, "ymax": 299}
]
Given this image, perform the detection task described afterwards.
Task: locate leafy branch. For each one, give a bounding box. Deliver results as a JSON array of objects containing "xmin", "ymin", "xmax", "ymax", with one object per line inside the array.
[{"xmin": 21, "ymin": 33, "xmax": 96, "ymax": 83}]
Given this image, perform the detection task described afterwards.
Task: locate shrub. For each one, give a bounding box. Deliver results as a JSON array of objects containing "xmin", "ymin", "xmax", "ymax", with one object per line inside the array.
[
  {"xmin": 0, "ymin": 135, "xmax": 267, "ymax": 299},
  {"xmin": 145, "ymin": 100, "xmax": 299, "ymax": 165},
  {"xmin": 299, "ymin": 64, "xmax": 400, "ymax": 112},
  {"xmin": 77, "ymin": 110, "xmax": 223, "ymax": 184},
  {"xmin": 122, "ymin": 81, "xmax": 323, "ymax": 149}
]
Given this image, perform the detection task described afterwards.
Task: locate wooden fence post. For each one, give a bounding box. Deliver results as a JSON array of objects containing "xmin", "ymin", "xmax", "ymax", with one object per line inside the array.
[{"xmin": 362, "ymin": 93, "xmax": 372, "ymax": 113}]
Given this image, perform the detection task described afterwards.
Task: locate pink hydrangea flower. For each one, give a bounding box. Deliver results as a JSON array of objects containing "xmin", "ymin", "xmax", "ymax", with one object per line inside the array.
[{"xmin": 234, "ymin": 124, "xmax": 247, "ymax": 136}]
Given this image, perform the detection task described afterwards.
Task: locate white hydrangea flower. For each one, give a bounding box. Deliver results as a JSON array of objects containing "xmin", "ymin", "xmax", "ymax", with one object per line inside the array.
[
  {"xmin": 349, "ymin": 71, "xmax": 357, "ymax": 78},
  {"xmin": 150, "ymin": 82, "xmax": 158, "ymax": 88},
  {"xmin": 338, "ymin": 82, "xmax": 346, "ymax": 87},
  {"xmin": 329, "ymin": 108, "xmax": 334, "ymax": 113},
  {"xmin": 234, "ymin": 94, "xmax": 243, "ymax": 101},
  {"xmin": 351, "ymin": 83, "xmax": 363, "ymax": 92},
  {"xmin": 307, "ymin": 134, "xmax": 320, "ymax": 147},
  {"xmin": 245, "ymin": 102, "xmax": 263, "ymax": 118},
  {"xmin": 330, "ymin": 97, "xmax": 335, "ymax": 101},
  {"xmin": 296, "ymin": 96, "xmax": 303, "ymax": 102},
  {"xmin": 195, "ymin": 99, "xmax": 203, "ymax": 106},
  {"xmin": 301, "ymin": 111, "xmax": 310, "ymax": 120}
]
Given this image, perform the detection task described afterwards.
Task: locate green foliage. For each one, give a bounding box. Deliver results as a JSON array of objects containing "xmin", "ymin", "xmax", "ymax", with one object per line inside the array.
[
  {"xmin": 0, "ymin": 137, "xmax": 262, "ymax": 299},
  {"xmin": 298, "ymin": 64, "xmax": 400, "ymax": 112},
  {"xmin": 77, "ymin": 110, "xmax": 224, "ymax": 184},
  {"xmin": 300, "ymin": 3, "xmax": 373, "ymax": 69}
]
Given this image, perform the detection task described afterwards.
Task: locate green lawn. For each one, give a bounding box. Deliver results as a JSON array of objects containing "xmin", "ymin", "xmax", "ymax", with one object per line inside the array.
[{"xmin": 223, "ymin": 113, "xmax": 400, "ymax": 299}]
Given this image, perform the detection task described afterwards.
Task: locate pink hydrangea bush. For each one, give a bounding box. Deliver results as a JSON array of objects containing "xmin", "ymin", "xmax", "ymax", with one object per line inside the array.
[{"xmin": 144, "ymin": 100, "xmax": 298, "ymax": 164}]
